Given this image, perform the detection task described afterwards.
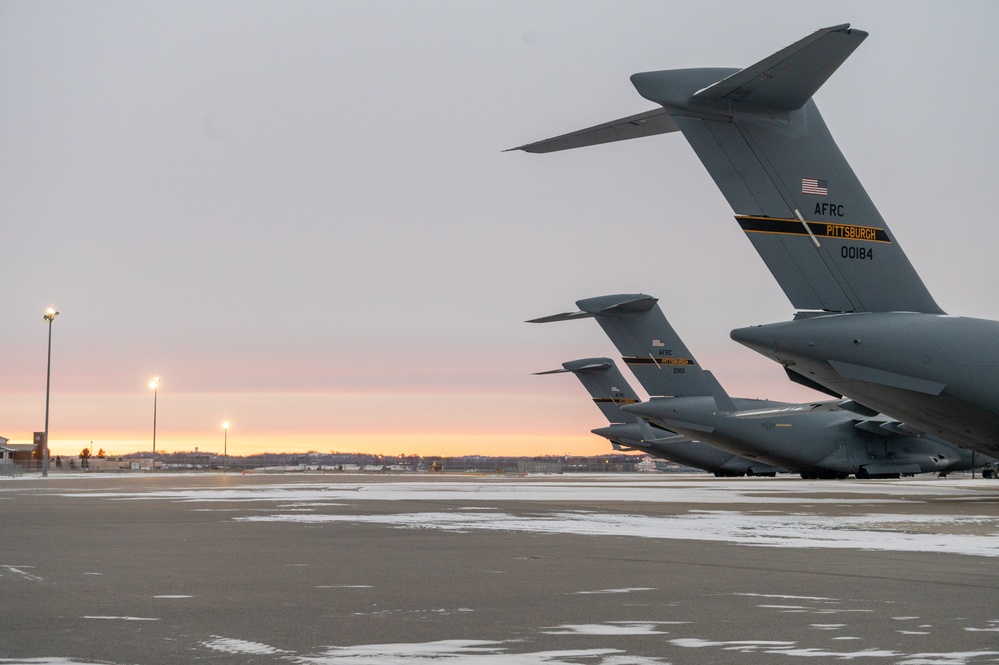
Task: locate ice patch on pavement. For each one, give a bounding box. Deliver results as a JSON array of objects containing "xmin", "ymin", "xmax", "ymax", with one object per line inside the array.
[
  {"xmin": 294, "ymin": 640, "xmax": 666, "ymax": 664},
  {"xmin": 1, "ymin": 565, "xmax": 43, "ymax": 582},
  {"xmin": 236, "ymin": 510, "xmax": 999, "ymax": 557},
  {"xmin": 0, "ymin": 656, "xmax": 129, "ymax": 665},
  {"xmin": 542, "ymin": 622, "xmax": 680, "ymax": 635},
  {"xmin": 50, "ymin": 477, "xmax": 960, "ymax": 506},
  {"xmin": 671, "ymin": 639, "xmax": 898, "ymax": 657},
  {"xmin": 203, "ymin": 636, "xmax": 292, "ymax": 655},
  {"xmin": 669, "ymin": 639, "xmax": 797, "ymax": 650},
  {"xmin": 894, "ymin": 651, "xmax": 999, "ymax": 664},
  {"xmin": 734, "ymin": 593, "xmax": 839, "ymax": 601},
  {"xmin": 199, "ymin": 638, "xmax": 670, "ymax": 664},
  {"xmin": 573, "ymin": 588, "xmax": 656, "ymax": 595}
]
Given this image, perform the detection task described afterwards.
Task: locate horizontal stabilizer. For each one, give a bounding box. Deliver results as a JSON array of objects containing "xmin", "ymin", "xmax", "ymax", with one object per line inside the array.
[
  {"xmin": 532, "ymin": 359, "xmax": 613, "ymax": 375},
  {"xmin": 691, "ymin": 24, "xmax": 867, "ymax": 110},
  {"xmin": 526, "ymin": 310, "xmax": 595, "ymax": 324},
  {"xmin": 509, "ymin": 108, "xmax": 679, "ymax": 154},
  {"xmin": 527, "ymin": 294, "xmax": 658, "ymax": 324},
  {"xmin": 576, "ymin": 293, "xmax": 658, "ymax": 316}
]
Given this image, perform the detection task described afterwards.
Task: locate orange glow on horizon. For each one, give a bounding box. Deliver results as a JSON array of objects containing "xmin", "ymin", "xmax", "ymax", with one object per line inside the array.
[{"xmin": 40, "ymin": 431, "xmax": 614, "ymax": 459}]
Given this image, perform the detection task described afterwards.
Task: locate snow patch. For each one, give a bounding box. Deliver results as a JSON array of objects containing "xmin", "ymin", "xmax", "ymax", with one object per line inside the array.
[
  {"xmin": 236, "ymin": 510, "xmax": 999, "ymax": 557},
  {"xmin": 202, "ymin": 636, "xmax": 291, "ymax": 655}
]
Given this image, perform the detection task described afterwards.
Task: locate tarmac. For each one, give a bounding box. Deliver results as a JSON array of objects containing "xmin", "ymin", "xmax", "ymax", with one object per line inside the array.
[{"xmin": 1, "ymin": 472, "xmax": 998, "ymax": 664}]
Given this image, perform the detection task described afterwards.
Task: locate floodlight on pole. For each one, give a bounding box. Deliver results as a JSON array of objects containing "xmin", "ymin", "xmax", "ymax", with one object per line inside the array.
[
  {"xmin": 42, "ymin": 307, "xmax": 59, "ymax": 477},
  {"xmin": 222, "ymin": 421, "xmax": 230, "ymax": 471},
  {"xmin": 150, "ymin": 377, "xmax": 160, "ymax": 469}
]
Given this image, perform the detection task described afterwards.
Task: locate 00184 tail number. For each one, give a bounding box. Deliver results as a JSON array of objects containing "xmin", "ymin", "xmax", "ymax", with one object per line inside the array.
[{"xmin": 841, "ymin": 246, "xmax": 873, "ymax": 260}]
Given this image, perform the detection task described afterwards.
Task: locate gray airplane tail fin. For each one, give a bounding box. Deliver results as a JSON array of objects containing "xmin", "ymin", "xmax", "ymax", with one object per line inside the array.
[
  {"xmin": 534, "ymin": 357, "xmax": 641, "ymax": 425},
  {"xmin": 514, "ymin": 24, "xmax": 943, "ymax": 315},
  {"xmin": 703, "ymin": 371, "xmax": 738, "ymax": 413},
  {"xmin": 529, "ymin": 293, "xmax": 713, "ymax": 398}
]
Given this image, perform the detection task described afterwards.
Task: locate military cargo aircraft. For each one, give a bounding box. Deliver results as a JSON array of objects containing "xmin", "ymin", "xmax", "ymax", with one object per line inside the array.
[
  {"xmin": 536, "ymin": 357, "xmax": 782, "ymax": 476},
  {"xmin": 531, "ymin": 294, "xmax": 993, "ymax": 478},
  {"xmin": 512, "ymin": 25, "xmax": 999, "ymax": 457}
]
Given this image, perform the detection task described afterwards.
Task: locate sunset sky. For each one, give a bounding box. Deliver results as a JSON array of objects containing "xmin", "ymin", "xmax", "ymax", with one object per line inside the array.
[{"xmin": 4, "ymin": 2, "xmax": 998, "ymax": 458}]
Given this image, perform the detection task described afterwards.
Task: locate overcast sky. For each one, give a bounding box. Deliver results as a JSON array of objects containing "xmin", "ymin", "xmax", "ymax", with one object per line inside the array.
[{"xmin": 3, "ymin": 1, "xmax": 998, "ymax": 456}]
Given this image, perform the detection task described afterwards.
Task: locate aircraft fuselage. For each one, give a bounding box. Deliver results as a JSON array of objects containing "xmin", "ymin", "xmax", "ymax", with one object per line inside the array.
[
  {"xmin": 624, "ymin": 392, "xmax": 989, "ymax": 477},
  {"xmin": 731, "ymin": 312, "xmax": 999, "ymax": 455}
]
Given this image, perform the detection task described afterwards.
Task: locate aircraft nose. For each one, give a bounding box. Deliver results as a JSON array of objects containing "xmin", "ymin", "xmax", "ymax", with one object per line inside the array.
[{"xmin": 730, "ymin": 325, "xmax": 779, "ymax": 356}]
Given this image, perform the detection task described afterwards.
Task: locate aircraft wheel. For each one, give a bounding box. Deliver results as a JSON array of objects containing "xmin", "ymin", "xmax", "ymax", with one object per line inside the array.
[{"xmin": 856, "ymin": 468, "xmax": 870, "ymax": 480}]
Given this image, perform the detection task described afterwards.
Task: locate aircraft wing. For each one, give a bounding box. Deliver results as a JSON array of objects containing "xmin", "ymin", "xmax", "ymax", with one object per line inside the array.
[{"xmin": 509, "ymin": 108, "xmax": 679, "ymax": 154}]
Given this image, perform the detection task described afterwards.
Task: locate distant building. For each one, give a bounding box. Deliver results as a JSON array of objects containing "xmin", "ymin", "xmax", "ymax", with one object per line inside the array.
[{"xmin": 0, "ymin": 437, "xmax": 37, "ymax": 465}]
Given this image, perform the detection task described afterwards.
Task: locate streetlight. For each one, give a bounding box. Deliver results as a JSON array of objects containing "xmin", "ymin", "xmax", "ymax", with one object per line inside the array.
[
  {"xmin": 222, "ymin": 421, "xmax": 229, "ymax": 472},
  {"xmin": 149, "ymin": 377, "xmax": 160, "ymax": 469},
  {"xmin": 42, "ymin": 307, "xmax": 59, "ymax": 477}
]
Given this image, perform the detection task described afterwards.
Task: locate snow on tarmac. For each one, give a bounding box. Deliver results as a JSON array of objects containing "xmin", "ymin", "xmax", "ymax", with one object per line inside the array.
[
  {"xmin": 237, "ymin": 509, "xmax": 999, "ymax": 558},
  {"xmin": 47, "ymin": 476, "xmax": 999, "ymax": 557}
]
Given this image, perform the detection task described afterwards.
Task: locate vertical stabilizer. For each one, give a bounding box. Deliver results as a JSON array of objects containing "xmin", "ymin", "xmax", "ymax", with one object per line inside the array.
[
  {"xmin": 529, "ymin": 294, "xmax": 712, "ymax": 397},
  {"xmin": 703, "ymin": 371, "xmax": 739, "ymax": 413},
  {"xmin": 534, "ymin": 358, "xmax": 641, "ymax": 424},
  {"xmin": 514, "ymin": 24, "xmax": 943, "ymax": 315}
]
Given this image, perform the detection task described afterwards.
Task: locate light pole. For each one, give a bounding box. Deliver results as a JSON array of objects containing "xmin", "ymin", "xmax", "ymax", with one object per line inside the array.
[
  {"xmin": 42, "ymin": 307, "xmax": 59, "ymax": 477},
  {"xmin": 150, "ymin": 377, "xmax": 160, "ymax": 469},
  {"xmin": 222, "ymin": 422, "xmax": 229, "ymax": 472}
]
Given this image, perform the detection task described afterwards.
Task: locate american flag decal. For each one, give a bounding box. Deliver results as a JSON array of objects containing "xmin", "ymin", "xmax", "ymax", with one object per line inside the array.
[
  {"xmin": 652, "ymin": 339, "xmax": 665, "ymax": 347},
  {"xmin": 802, "ymin": 178, "xmax": 828, "ymax": 196}
]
